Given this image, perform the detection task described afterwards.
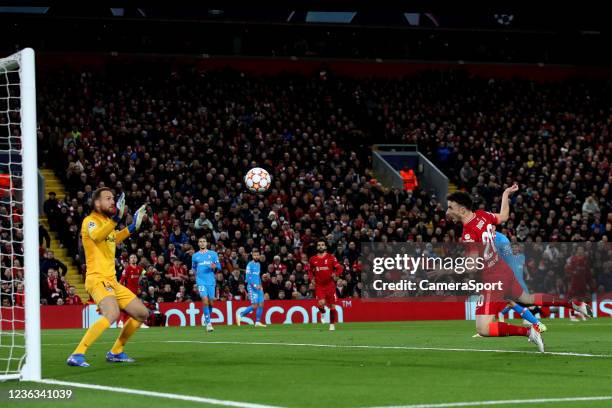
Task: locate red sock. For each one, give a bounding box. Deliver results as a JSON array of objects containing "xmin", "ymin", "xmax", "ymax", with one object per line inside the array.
[
  {"xmin": 533, "ymin": 293, "xmax": 572, "ymax": 308},
  {"xmin": 318, "ymin": 306, "xmax": 325, "ymax": 314},
  {"xmin": 330, "ymin": 308, "xmax": 337, "ymax": 324},
  {"xmin": 488, "ymin": 322, "xmax": 528, "ymax": 337}
]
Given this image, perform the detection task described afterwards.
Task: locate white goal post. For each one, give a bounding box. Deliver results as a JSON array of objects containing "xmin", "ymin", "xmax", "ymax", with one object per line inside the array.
[{"xmin": 0, "ymin": 48, "xmax": 41, "ymax": 381}]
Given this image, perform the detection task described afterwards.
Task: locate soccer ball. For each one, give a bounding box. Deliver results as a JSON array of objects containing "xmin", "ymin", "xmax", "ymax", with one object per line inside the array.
[
  {"xmin": 244, "ymin": 167, "xmax": 271, "ymax": 193},
  {"xmin": 494, "ymin": 14, "xmax": 514, "ymax": 26}
]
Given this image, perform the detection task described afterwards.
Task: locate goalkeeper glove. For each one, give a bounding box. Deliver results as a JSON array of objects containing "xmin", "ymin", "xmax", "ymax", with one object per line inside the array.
[
  {"xmin": 128, "ymin": 204, "xmax": 147, "ymax": 233},
  {"xmin": 112, "ymin": 193, "xmax": 126, "ymax": 223}
]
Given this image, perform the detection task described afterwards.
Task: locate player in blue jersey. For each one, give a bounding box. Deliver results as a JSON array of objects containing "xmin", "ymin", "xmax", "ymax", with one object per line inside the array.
[
  {"xmin": 236, "ymin": 248, "xmax": 266, "ymax": 327},
  {"xmin": 191, "ymin": 237, "xmax": 219, "ymax": 332},
  {"xmin": 495, "ymin": 231, "xmax": 528, "ymax": 293},
  {"xmin": 494, "ymin": 231, "xmax": 546, "ymax": 331}
]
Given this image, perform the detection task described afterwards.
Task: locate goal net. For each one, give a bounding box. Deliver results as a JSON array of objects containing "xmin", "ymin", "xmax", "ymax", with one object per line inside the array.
[{"xmin": 0, "ymin": 48, "xmax": 40, "ymax": 381}]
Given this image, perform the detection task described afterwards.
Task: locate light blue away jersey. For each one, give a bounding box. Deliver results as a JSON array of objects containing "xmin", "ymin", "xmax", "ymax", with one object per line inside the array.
[
  {"xmin": 246, "ymin": 260, "xmax": 261, "ymax": 290},
  {"xmin": 495, "ymin": 232, "xmax": 528, "ymax": 292},
  {"xmin": 192, "ymin": 250, "xmax": 219, "ymax": 286}
]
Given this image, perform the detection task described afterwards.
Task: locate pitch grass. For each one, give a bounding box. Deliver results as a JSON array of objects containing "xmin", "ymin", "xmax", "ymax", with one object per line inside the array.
[{"xmin": 1, "ymin": 320, "xmax": 611, "ymax": 408}]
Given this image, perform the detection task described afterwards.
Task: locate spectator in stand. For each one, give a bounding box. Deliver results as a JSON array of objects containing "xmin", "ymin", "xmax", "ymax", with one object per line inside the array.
[
  {"xmin": 166, "ymin": 257, "xmax": 188, "ymax": 286},
  {"xmin": 40, "ymin": 250, "xmax": 68, "ymax": 277},
  {"xmin": 65, "ymin": 286, "xmax": 83, "ymax": 305},
  {"xmin": 144, "ymin": 286, "xmax": 157, "ymax": 304},
  {"xmin": 8, "ymin": 259, "xmax": 24, "ymax": 282},
  {"xmin": 1, "ymin": 281, "xmax": 13, "ymax": 306},
  {"xmin": 582, "ymin": 195, "xmax": 600, "ymax": 216},
  {"xmin": 33, "ymin": 64, "xmax": 609, "ymax": 305},
  {"xmin": 194, "ymin": 212, "xmax": 214, "ymax": 236},
  {"xmin": 13, "ymin": 283, "xmax": 25, "ymax": 307},
  {"xmin": 161, "ymin": 283, "xmax": 175, "ymax": 302},
  {"xmin": 175, "ymin": 285, "xmax": 189, "ymax": 301},
  {"xmin": 44, "ymin": 268, "xmax": 67, "ymax": 305},
  {"xmin": 336, "ymin": 279, "xmax": 350, "ymax": 299},
  {"xmin": 235, "ymin": 282, "xmax": 248, "ymax": 301},
  {"xmin": 297, "ymin": 284, "xmax": 311, "ymax": 300},
  {"xmin": 282, "ymin": 280, "xmax": 295, "ymax": 299},
  {"xmin": 459, "ymin": 162, "xmax": 476, "ymax": 189},
  {"xmin": 39, "ymin": 224, "xmax": 51, "ymax": 249},
  {"xmin": 43, "ymin": 192, "xmax": 61, "ymax": 231},
  {"xmin": 169, "ymin": 226, "xmax": 189, "ymax": 247}
]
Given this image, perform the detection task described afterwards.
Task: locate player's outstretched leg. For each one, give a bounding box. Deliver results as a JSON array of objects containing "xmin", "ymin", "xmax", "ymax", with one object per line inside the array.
[
  {"xmin": 67, "ymin": 297, "xmax": 119, "ymax": 367},
  {"xmin": 505, "ymin": 301, "xmax": 547, "ymax": 332},
  {"xmin": 476, "ymin": 315, "xmax": 544, "ymax": 352},
  {"xmin": 519, "ymin": 293, "xmax": 593, "ymax": 318},
  {"xmin": 107, "ymin": 298, "xmax": 149, "ymax": 363}
]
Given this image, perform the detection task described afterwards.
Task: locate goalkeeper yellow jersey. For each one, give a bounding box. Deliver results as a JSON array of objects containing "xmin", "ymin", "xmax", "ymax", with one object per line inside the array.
[{"xmin": 81, "ymin": 211, "xmax": 130, "ymax": 281}]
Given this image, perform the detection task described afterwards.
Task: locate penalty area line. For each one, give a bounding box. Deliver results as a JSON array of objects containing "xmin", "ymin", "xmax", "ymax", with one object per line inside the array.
[
  {"xmin": 368, "ymin": 395, "xmax": 612, "ymax": 407},
  {"xmin": 38, "ymin": 379, "xmax": 284, "ymax": 408}
]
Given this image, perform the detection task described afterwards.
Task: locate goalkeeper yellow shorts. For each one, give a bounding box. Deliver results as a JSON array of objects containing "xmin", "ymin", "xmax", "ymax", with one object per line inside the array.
[{"xmin": 85, "ymin": 278, "xmax": 137, "ymax": 309}]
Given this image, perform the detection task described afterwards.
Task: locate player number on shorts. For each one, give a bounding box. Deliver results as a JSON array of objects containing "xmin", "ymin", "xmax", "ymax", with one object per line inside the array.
[{"xmin": 481, "ymin": 224, "xmax": 497, "ymax": 261}]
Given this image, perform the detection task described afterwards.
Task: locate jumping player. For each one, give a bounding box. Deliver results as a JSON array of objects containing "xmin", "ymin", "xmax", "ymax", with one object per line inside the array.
[{"xmin": 446, "ymin": 185, "xmax": 591, "ymax": 352}]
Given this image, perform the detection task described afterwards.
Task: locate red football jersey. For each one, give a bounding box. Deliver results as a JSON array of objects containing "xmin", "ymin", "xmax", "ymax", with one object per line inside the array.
[
  {"xmin": 121, "ymin": 264, "xmax": 142, "ymax": 292},
  {"xmin": 565, "ymin": 255, "xmax": 592, "ymax": 296},
  {"xmin": 461, "ymin": 210, "xmax": 499, "ymax": 267},
  {"xmin": 309, "ymin": 253, "xmax": 343, "ymax": 286}
]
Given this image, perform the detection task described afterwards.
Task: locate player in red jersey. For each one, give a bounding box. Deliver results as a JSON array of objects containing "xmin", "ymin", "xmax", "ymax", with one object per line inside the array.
[
  {"xmin": 565, "ymin": 246, "xmax": 593, "ymax": 321},
  {"xmin": 309, "ymin": 239, "xmax": 343, "ymax": 331},
  {"xmin": 119, "ymin": 255, "xmax": 148, "ymax": 328},
  {"xmin": 446, "ymin": 186, "xmax": 591, "ymax": 352}
]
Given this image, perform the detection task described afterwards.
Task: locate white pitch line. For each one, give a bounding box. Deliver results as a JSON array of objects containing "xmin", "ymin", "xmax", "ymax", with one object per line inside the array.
[
  {"xmin": 38, "ymin": 379, "xmax": 283, "ymax": 408},
  {"xmin": 39, "ymin": 339, "xmax": 612, "ymax": 358},
  {"xmin": 368, "ymin": 395, "xmax": 612, "ymax": 408},
  {"xmin": 163, "ymin": 340, "xmax": 612, "ymax": 358}
]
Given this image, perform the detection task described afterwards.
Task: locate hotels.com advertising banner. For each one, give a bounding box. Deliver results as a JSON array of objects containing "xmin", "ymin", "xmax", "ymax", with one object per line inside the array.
[{"xmin": 3, "ymin": 297, "xmax": 612, "ymax": 330}]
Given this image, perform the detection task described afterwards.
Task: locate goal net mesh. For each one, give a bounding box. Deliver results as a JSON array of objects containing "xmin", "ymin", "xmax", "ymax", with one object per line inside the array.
[{"xmin": 0, "ymin": 51, "xmax": 28, "ymax": 378}]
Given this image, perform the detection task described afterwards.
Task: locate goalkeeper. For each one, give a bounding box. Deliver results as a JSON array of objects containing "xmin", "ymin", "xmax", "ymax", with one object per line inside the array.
[{"xmin": 67, "ymin": 188, "xmax": 148, "ymax": 367}]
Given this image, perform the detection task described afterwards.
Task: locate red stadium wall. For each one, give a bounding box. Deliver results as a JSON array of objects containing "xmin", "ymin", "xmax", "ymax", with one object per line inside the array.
[
  {"xmin": 37, "ymin": 53, "xmax": 612, "ymax": 82},
  {"xmin": 2, "ymin": 297, "xmax": 612, "ymax": 330}
]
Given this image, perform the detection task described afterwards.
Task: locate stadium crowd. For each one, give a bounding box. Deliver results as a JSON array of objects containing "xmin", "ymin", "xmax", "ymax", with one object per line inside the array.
[{"xmin": 30, "ymin": 64, "xmax": 610, "ymax": 305}]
